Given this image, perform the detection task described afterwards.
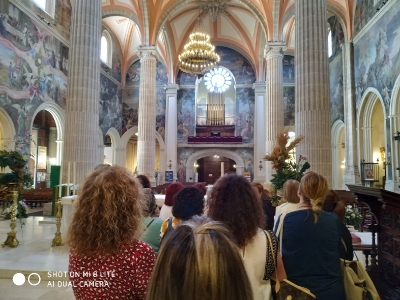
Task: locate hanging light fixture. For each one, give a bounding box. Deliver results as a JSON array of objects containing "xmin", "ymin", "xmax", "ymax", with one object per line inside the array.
[{"xmin": 178, "ymin": 17, "xmax": 220, "ymax": 75}]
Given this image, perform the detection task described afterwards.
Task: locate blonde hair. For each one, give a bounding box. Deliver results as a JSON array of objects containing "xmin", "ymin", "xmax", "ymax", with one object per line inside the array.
[
  {"xmin": 282, "ymin": 180, "xmax": 300, "ymax": 204},
  {"xmin": 68, "ymin": 165, "xmax": 144, "ymax": 255},
  {"xmin": 299, "ymin": 171, "xmax": 328, "ymax": 223},
  {"xmin": 146, "ymin": 216, "xmax": 253, "ymax": 300}
]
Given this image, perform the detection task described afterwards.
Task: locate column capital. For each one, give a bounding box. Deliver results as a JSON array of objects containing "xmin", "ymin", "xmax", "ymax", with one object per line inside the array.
[
  {"xmin": 164, "ymin": 83, "xmax": 180, "ymax": 95},
  {"xmin": 252, "ymin": 82, "xmax": 266, "ymax": 94},
  {"xmin": 264, "ymin": 42, "xmax": 286, "ymax": 59},
  {"xmin": 138, "ymin": 45, "xmax": 157, "ymax": 62}
]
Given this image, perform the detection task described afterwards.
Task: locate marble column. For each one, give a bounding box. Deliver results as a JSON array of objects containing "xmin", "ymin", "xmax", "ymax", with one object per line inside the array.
[
  {"xmin": 295, "ymin": 0, "xmax": 332, "ymax": 186},
  {"xmin": 165, "ymin": 84, "xmax": 179, "ymax": 183},
  {"xmin": 253, "ymin": 82, "xmax": 266, "ymax": 182},
  {"xmin": 63, "ymin": 0, "xmax": 101, "ymax": 185},
  {"xmin": 264, "ymin": 43, "xmax": 286, "ymax": 182},
  {"xmin": 137, "ymin": 46, "xmax": 157, "ymax": 185},
  {"xmin": 342, "ymin": 41, "xmax": 361, "ymax": 186}
]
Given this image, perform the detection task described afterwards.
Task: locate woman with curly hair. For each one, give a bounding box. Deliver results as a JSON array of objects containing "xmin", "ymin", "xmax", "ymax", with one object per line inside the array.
[
  {"xmin": 207, "ymin": 174, "xmax": 286, "ymax": 300},
  {"xmin": 276, "ymin": 171, "xmax": 345, "ymax": 300},
  {"xmin": 160, "ymin": 185, "xmax": 204, "ymax": 239},
  {"xmin": 159, "ymin": 182, "xmax": 184, "ymax": 220},
  {"xmin": 147, "ymin": 216, "xmax": 253, "ymax": 300},
  {"xmin": 68, "ymin": 165, "xmax": 155, "ymax": 300}
]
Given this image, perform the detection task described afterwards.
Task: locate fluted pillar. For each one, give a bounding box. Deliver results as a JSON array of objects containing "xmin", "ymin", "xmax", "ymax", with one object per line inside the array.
[
  {"xmin": 295, "ymin": 0, "xmax": 332, "ymax": 185},
  {"xmin": 63, "ymin": 0, "xmax": 101, "ymax": 184},
  {"xmin": 265, "ymin": 42, "xmax": 286, "ymax": 182},
  {"xmin": 137, "ymin": 46, "xmax": 157, "ymax": 185},
  {"xmin": 342, "ymin": 41, "xmax": 361, "ymax": 186}
]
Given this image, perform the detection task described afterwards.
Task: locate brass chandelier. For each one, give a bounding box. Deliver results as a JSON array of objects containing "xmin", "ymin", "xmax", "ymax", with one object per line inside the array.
[{"xmin": 178, "ymin": 17, "xmax": 220, "ymax": 75}]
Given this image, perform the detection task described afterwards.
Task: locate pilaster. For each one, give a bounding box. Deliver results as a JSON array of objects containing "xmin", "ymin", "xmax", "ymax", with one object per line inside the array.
[
  {"xmin": 342, "ymin": 41, "xmax": 361, "ymax": 186},
  {"xmin": 253, "ymin": 82, "xmax": 266, "ymax": 182},
  {"xmin": 264, "ymin": 42, "xmax": 285, "ymax": 183},
  {"xmin": 165, "ymin": 83, "xmax": 179, "ymax": 184}
]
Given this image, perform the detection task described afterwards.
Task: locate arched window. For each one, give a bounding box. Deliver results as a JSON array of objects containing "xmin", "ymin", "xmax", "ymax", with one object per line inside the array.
[
  {"xmin": 328, "ymin": 30, "xmax": 333, "ymax": 57},
  {"xmin": 100, "ymin": 31, "xmax": 112, "ymax": 66}
]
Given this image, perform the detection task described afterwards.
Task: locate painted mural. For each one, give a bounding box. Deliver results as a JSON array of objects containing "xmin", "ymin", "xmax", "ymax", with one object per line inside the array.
[
  {"xmin": 122, "ymin": 60, "xmax": 168, "ymax": 139},
  {"xmin": 216, "ymin": 46, "xmax": 256, "ymax": 84},
  {"xmin": 99, "ymin": 73, "xmax": 122, "ymax": 137},
  {"xmin": 354, "ymin": 3, "xmax": 400, "ymax": 114},
  {"xmin": 283, "ymin": 86, "xmax": 295, "ymax": 127},
  {"xmin": 0, "ymin": 2, "xmax": 69, "ymax": 155},
  {"xmin": 177, "ymin": 88, "xmax": 195, "ymax": 143},
  {"xmin": 328, "ymin": 16, "xmax": 345, "ymax": 60},
  {"xmin": 176, "ymin": 147, "xmax": 254, "ymax": 181},
  {"xmin": 19, "ymin": 0, "xmax": 72, "ymax": 40},
  {"xmin": 330, "ymin": 54, "xmax": 344, "ymax": 125},
  {"xmin": 283, "ymin": 55, "xmax": 295, "ymax": 84},
  {"xmin": 177, "ymin": 70, "xmax": 196, "ymax": 85},
  {"xmin": 354, "ymin": 0, "xmax": 381, "ymax": 37},
  {"xmin": 236, "ymin": 88, "xmax": 255, "ymax": 143},
  {"xmin": 156, "ymin": 88, "xmax": 166, "ymax": 139}
]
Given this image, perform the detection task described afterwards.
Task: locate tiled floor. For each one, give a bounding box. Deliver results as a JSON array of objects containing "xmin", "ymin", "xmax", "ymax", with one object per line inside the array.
[{"xmin": 0, "ymin": 216, "xmax": 74, "ymax": 300}]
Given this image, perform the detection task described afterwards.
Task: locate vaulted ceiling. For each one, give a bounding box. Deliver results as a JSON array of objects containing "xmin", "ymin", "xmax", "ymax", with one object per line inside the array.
[{"xmin": 100, "ymin": 0, "xmax": 356, "ymax": 83}]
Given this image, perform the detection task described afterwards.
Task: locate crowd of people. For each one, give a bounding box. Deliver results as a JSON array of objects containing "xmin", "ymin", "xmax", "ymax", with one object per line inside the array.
[{"xmin": 68, "ymin": 165, "xmax": 351, "ymax": 300}]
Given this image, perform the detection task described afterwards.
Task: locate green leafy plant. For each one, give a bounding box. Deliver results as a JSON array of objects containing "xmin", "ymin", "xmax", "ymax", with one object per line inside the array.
[{"xmin": 264, "ymin": 130, "xmax": 310, "ymax": 206}]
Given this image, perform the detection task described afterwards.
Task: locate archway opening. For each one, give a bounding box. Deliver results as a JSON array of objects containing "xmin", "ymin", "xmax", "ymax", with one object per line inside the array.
[
  {"xmin": 371, "ymin": 101, "xmax": 385, "ymax": 187},
  {"xmin": 31, "ymin": 110, "xmax": 58, "ymax": 188},
  {"xmin": 337, "ymin": 127, "xmax": 346, "ymax": 189},
  {"xmin": 195, "ymin": 156, "xmax": 236, "ymax": 184}
]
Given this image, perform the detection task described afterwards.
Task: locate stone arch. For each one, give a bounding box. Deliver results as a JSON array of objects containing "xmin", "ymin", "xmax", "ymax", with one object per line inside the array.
[
  {"xmin": 357, "ymin": 88, "xmax": 386, "ymax": 164},
  {"xmin": 389, "ymin": 74, "xmax": 400, "ymax": 191},
  {"xmin": 185, "ymin": 149, "xmax": 245, "ymax": 182},
  {"xmin": 104, "ymin": 127, "xmax": 122, "ymax": 165},
  {"xmin": 121, "ymin": 126, "xmax": 165, "ymax": 150},
  {"xmin": 30, "ymin": 102, "xmax": 65, "ymax": 164},
  {"xmin": 0, "ymin": 107, "xmax": 16, "ymax": 150},
  {"xmin": 331, "ymin": 119, "xmax": 345, "ymax": 189}
]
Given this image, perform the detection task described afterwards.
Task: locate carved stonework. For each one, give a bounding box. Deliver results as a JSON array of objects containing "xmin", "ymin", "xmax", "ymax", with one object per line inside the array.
[
  {"xmin": 382, "ymin": 231, "xmax": 393, "ymax": 255},
  {"xmin": 138, "ymin": 46, "xmax": 157, "ymax": 62},
  {"xmin": 382, "ymin": 207, "xmax": 392, "ymax": 228},
  {"xmin": 395, "ymin": 210, "xmax": 400, "ymax": 231},
  {"xmin": 395, "ymin": 238, "xmax": 400, "ymax": 260},
  {"xmin": 264, "ymin": 43, "xmax": 286, "ymax": 59},
  {"xmin": 382, "ymin": 257, "xmax": 394, "ymax": 285}
]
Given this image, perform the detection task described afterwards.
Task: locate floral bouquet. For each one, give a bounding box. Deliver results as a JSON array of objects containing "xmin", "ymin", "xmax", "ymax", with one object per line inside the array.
[
  {"xmin": 345, "ymin": 205, "xmax": 363, "ymax": 229},
  {"xmin": 264, "ymin": 130, "xmax": 310, "ymax": 205}
]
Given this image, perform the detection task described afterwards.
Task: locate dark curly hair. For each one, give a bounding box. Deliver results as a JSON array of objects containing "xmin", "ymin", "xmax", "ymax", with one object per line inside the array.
[
  {"xmin": 207, "ymin": 174, "xmax": 265, "ymax": 248},
  {"xmin": 172, "ymin": 186, "xmax": 204, "ymax": 220},
  {"xmin": 136, "ymin": 174, "xmax": 151, "ymax": 188}
]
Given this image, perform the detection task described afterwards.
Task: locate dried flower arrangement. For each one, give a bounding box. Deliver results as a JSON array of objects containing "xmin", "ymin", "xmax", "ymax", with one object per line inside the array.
[{"xmin": 264, "ymin": 130, "xmax": 310, "ymax": 205}]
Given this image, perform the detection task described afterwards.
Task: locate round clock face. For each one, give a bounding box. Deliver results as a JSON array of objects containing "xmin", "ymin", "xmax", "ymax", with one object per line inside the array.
[{"xmin": 204, "ymin": 68, "xmax": 232, "ymax": 93}]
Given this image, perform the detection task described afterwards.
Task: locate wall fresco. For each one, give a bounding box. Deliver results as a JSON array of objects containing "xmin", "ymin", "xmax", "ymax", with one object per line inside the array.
[
  {"xmin": 354, "ymin": 4, "xmax": 400, "ymax": 115},
  {"xmin": 99, "ymin": 73, "xmax": 122, "ymax": 138},
  {"xmin": 354, "ymin": 0, "xmax": 382, "ymax": 37},
  {"xmin": 0, "ymin": 2, "xmax": 69, "ymax": 155},
  {"xmin": 19, "ymin": 0, "xmax": 72, "ymax": 40},
  {"xmin": 328, "ymin": 15, "xmax": 345, "ymax": 60},
  {"xmin": 177, "ymin": 88, "xmax": 195, "ymax": 143},
  {"xmin": 283, "ymin": 55, "xmax": 294, "ymax": 84},
  {"xmin": 125, "ymin": 60, "xmax": 141, "ymax": 86},
  {"xmin": 216, "ymin": 46, "xmax": 256, "ymax": 84},
  {"xmin": 176, "ymin": 70, "xmax": 196, "ymax": 85},
  {"xmin": 121, "ymin": 87, "xmax": 139, "ymax": 135},
  {"xmin": 330, "ymin": 54, "xmax": 344, "ymax": 124},
  {"xmin": 156, "ymin": 88, "xmax": 166, "ymax": 139},
  {"xmin": 283, "ymin": 86, "xmax": 295, "ymax": 127},
  {"xmin": 236, "ymin": 88, "xmax": 255, "ymax": 143}
]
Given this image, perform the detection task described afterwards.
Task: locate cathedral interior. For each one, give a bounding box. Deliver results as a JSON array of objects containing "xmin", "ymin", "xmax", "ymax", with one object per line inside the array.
[{"xmin": 0, "ymin": 0, "xmax": 400, "ymax": 298}]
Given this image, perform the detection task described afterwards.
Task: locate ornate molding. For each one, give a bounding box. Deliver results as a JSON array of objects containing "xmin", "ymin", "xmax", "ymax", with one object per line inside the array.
[
  {"xmin": 138, "ymin": 46, "xmax": 157, "ymax": 62},
  {"xmin": 264, "ymin": 42, "xmax": 286, "ymax": 59}
]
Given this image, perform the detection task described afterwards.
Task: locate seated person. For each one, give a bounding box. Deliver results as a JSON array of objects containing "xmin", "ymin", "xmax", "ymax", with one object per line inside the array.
[{"xmin": 147, "ymin": 216, "xmax": 254, "ymax": 300}]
